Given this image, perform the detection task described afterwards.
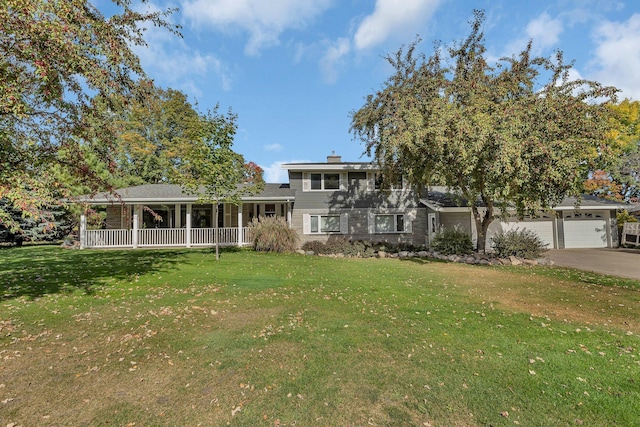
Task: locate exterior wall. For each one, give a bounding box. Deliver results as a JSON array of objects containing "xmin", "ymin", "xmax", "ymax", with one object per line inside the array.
[
  {"xmin": 289, "ymin": 173, "xmax": 422, "ymax": 210},
  {"xmin": 293, "ymin": 207, "xmax": 426, "ymax": 247},
  {"xmin": 288, "ymin": 169, "xmax": 427, "ymax": 247}
]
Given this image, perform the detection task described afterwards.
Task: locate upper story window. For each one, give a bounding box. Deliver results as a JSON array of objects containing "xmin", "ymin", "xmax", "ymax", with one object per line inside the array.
[
  {"xmin": 306, "ymin": 172, "xmax": 342, "ymax": 191},
  {"xmin": 372, "ymin": 173, "xmax": 404, "ymax": 191}
]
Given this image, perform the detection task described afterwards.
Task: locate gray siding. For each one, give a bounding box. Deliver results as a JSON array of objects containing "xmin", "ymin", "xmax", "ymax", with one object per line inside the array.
[{"xmin": 295, "ymin": 208, "xmax": 426, "ymax": 247}]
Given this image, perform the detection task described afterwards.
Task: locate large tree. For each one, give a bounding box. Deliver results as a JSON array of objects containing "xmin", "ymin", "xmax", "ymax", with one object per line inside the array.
[
  {"xmin": 111, "ymin": 83, "xmax": 205, "ymax": 186},
  {"xmin": 584, "ymin": 100, "xmax": 640, "ymax": 202},
  {"xmin": 351, "ymin": 10, "xmax": 618, "ymax": 251},
  {"xmin": 0, "ymin": 0, "xmax": 178, "ymax": 231}
]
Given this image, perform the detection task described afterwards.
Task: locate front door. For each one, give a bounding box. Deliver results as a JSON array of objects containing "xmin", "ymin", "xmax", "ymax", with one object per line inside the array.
[{"xmin": 428, "ymin": 213, "xmax": 437, "ymax": 245}]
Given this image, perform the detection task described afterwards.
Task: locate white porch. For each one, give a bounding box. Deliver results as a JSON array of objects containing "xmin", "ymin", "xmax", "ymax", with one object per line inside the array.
[
  {"xmin": 79, "ymin": 201, "xmax": 292, "ymax": 249},
  {"xmin": 81, "ymin": 226, "xmax": 253, "ymax": 249}
]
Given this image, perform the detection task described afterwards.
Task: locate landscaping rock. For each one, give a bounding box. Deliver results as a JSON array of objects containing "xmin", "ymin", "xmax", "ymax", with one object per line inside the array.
[
  {"xmin": 377, "ymin": 251, "xmax": 387, "ymax": 258},
  {"xmin": 478, "ymin": 259, "xmax": 490, "ymax": 265},
  {"xmin": 417, "ymin": 251, "xmax": 429, "ymax": 258},
  {"xmin": 509, "ymin": 256, "xmax": 522, "ymax": 266},
  {"xmin": 296, "ymin": 249, "xmax": 306, "ymax": 255},
  {"xmin": 398, "ymin": 251, "xmax": 410, "ymax": 258},
  {"xmin": 522, "ymin": 259, "xmax": 538, "ymax": 266},
  {"xmin": 408, "ymin": 251, "xmax": 416, "ymax": 258},
  {"xmin": 305, "ymin": 250, "xmax": 315, "ymax": 256},
  {"xmin": 465, "ymin": 256, "xmax": 477, "ymax": 264}
]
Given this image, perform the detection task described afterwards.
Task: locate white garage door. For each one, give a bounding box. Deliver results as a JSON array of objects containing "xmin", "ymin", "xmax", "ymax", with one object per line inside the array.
[
  {"xmin": 500, "ymin": 220, "xmax": 555, "ymax": 248},
  {"xmin": 486, "ymin": 215, "xmax": 555, "ymax": 250},
  {"xmin": 563, "ymin": 212, "xmax": 608, "ymax": 248}
]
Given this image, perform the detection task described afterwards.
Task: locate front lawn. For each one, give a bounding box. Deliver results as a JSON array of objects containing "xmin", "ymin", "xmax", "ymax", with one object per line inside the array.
[{"xmin": 1, "ymin": 247, "xmax": 639, "ymax": 426}]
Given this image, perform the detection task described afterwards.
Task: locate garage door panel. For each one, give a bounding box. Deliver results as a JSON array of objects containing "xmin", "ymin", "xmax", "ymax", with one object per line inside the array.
[
  {"xmin": 487, "ymin": 218, "xmax": 554, "ymax": 250},
  {"xmin": 563, "ymin": 219, "xmax": 608, "ymax": 248}
]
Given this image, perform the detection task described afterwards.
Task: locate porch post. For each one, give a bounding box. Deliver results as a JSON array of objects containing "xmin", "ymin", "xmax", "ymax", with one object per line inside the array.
[
  {"xmin": 132, "ymin": 213, "xmax": 138, "ymax": 248},
  {"xmin": 186, "ymin": 204, "xmax": 192, "ymax": 248},
  {"xmin": 237, "ymin": 204, "xmax": 243, "ymax": 246},
  {"xmin": 174, "ymin": 203, "xmax": 181, "ymax": 228},
  {"xmin": 606, "ymin": 210, "xmax": 613, "ymax": 248},
  {"xmin": 287, "ymin": 202, "xmax": 292, "ymax": 227},
  {"xmin": 79, "ymin": 214, "xmax": 87, "ymax": 249}
]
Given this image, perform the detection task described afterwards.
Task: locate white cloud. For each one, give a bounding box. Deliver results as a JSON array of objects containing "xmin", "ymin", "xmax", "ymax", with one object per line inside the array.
[
  {"xmin": 264, "ymin": 143, "xmax": 283, "ymax": 152},
  {"xmin": 131, "ymin": 2, "xmax": 232, "ymax": 93},
  {"xmin": 182, "ymin": 0, "xmax": 333, "ymax": 56},
  {"xmin": 320, "ymin": 37, "xmax": 351, "ymax": 83},
  {"xmin": 503, "ymin": 12, "xmax": 564, "ymax": 57},
  {"xmin": 353, "ymin": 0, "xmax": 441, "ymax": 51},
  {"xmin": 262, "ymin": 160, "xmax": 310, "ymax": 183},
  {"xmin": 526, "ymin": 13, "xmax": 564, "ymax": 50},
  {"xmin": 591, "ymin": 14, "xmax": 640, "ymax": 100}
]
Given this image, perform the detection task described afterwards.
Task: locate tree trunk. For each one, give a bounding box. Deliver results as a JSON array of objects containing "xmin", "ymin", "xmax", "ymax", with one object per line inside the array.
[{"xmin": 471, "ymin": 203, "xmax": 494, "ymax": 253}]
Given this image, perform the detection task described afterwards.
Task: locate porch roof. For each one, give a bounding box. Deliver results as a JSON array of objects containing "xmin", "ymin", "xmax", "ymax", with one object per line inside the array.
[{"xmin": 75, "ymin": 183, "xmax": 295, "ymax": 204}]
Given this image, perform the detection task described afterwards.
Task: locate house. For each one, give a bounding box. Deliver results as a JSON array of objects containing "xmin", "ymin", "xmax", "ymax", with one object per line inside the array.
[{"xmin": 75, "ymin": 155, "xmax": 628, "ymax": 250}]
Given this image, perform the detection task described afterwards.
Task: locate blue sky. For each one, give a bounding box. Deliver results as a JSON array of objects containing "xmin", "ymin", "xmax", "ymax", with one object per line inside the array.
[{"xmin": 120, "ymin": 0, "xmax": 640, "ymax": 182}]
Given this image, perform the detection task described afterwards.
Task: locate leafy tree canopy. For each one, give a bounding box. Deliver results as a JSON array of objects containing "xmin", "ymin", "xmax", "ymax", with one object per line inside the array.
[
  {"xmin": 584, "ymin": 100, "xmax": 640, "ymax": 202},
  {"xmin": 351, "ymin": 10, "xmax": 618, "ymax": 251},
  {"xmin": 0, "ymin": 0, "xmax": 179, "ymax": 230},
  {"xmin": 110, "ymin": 83, "xmax": 206, "ymax": 186}
]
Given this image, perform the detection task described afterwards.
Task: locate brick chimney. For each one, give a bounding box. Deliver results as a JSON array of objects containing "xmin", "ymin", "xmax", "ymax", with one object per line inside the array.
[{"xmin": 327, "ymin": 151, "xmax": 342, "ymax": 163}]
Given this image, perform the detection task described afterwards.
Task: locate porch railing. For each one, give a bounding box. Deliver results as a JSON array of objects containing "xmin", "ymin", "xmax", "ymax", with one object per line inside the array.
[
  {"xmin": 84, "ymin": 229, "xmax": 132, "ymax": 248},
  {"xmin": 83, "ymin": 227, "xmax": 251, "ymax": 249},
  {"xmin": 622, "ymin": 222, "xmax": 640, "ymax": 246}
]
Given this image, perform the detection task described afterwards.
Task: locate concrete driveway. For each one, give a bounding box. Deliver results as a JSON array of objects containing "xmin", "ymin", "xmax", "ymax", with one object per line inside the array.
[{"xmin": 547, "ymin": 248, "xmax": 640, "ymax": 281}]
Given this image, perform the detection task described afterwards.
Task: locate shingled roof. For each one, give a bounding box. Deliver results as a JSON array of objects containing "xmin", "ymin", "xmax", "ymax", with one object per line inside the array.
[
  {"xmin": 75, "ymin": 183, "xmax": 295, "ymax": 204},
  {"xmin": 422, "ymin": 187, "xmax": 629, "ymax": 211}
]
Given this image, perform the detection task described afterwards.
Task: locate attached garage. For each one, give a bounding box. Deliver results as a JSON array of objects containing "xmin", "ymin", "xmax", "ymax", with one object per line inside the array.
[
  {"xmin": 561, "ymin": 211, "xmax": 609, "ymax": 248},
  {"xmin": 424, "ymin": 189, "xmax": 628, "ymax": 250}
]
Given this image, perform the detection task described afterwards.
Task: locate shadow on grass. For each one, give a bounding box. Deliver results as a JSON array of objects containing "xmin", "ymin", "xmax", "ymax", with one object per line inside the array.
[{"xmin": 0, "ymin": 246, "xmax": 194, "ymax": 301}]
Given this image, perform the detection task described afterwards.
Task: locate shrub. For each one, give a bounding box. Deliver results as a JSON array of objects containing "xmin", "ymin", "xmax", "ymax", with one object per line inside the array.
[
  {"xmin": 430, "ymin": 226, "xmax": 473, "ymax": 255},
  {"xmin": 301, "ymin": 240, "xmax": 326, "ymax": 254},
  {"xmin": 249, "ymin": 216, "xmax": 299, "ymax": 252},
  {"xmin": 300, "ymin": 239, "xmax": 377, "ymax": 257},
  {"xmin": 491, "ymin": 229, "xmax": 548, "ymax": 259}
]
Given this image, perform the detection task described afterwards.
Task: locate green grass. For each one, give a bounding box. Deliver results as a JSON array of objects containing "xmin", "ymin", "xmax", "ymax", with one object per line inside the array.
[{"xmin": 1, "ymin": 246, "xmax": 639, "ymax": 426}]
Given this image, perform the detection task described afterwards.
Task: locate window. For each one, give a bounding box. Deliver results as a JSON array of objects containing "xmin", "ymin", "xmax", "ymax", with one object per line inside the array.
[
  {"xmin": 310, "ymin": 215, "xmax": 340, "ymax": 233},
  {"xmin": 372, "ymin": 173, "xmax": 403, "ymax": 190},
  {"xmin": 324, "ymin": 173, "xmax": 340, "ymax": 190},
  {"xmin": 374, "ymin": 214, "xmax": 405, "ymax": 233},
  {"xmin": 310, "ymin": 173, "xmax": 322, "ymax": 190},
  {"xmin": 306, "ymin": 173, "xmax": 342, "ymax": 191},
  {"xmin": 348, "ymin": 171, "xmax": 367, "ymax": 186},
  {"xmin": 265, "ymin": 204, "xmax": 276, "ymax": 217}
]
